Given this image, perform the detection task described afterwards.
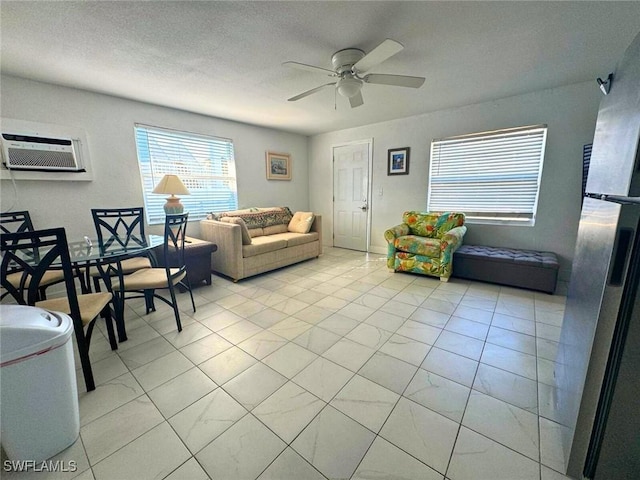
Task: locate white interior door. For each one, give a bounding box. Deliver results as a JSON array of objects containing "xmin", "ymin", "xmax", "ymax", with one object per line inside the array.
[{"xmin": 333, "ymin": 142, "xmax": 371, "ymax": 251}]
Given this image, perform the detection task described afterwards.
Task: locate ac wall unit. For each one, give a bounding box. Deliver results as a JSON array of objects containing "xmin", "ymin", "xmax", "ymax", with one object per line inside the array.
[{"xmin": 1, "ymin": 133, "xmax": 85, "ymax": 172}]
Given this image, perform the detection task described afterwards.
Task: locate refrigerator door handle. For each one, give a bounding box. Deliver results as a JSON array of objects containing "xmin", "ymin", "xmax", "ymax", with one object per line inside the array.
[{"xmin": 609, "ymin": 228, "xmax": 633, "ymax": 286}]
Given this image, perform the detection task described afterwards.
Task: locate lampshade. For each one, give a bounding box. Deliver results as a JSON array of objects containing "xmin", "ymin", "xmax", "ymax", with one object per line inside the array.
[
  {"xmin": 337, "ymin": 76, "xmax": 363, "ymax": 98},
  {"xmin": 152, "ymin": 174, "xmax": 190, "ymax": 214}
]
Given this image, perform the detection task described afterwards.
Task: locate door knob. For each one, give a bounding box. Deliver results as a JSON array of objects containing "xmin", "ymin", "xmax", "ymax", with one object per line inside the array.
[{"xmin": 360, "ymin": 204, "xmax": 368, "ymax": 211}]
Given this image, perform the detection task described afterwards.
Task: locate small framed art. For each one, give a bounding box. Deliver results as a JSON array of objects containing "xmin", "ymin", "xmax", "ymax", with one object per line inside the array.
[
  {"xmin": 388, "ymin": 147, "xmax": 410, "ymax": 175},
  {"xmin": 266, "ymin": 151, "xmax": 291, "ymax": 180}
]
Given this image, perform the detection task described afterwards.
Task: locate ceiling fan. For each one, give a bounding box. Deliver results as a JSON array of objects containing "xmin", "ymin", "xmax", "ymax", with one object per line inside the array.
[{"xmin": 284, "ymin": 38, "xmax": 425, "ymax": 108}]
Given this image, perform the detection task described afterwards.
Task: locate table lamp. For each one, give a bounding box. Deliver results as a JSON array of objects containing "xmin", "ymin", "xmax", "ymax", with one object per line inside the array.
[{"xmin": 152, "ymin": 174, "xmax": 190, "ymax": 214}]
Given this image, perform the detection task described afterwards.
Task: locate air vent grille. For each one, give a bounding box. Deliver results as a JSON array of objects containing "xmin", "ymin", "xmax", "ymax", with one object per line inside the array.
[{"xmin": 7, "ymin": 148, "xmax": 77, "ymax": 169}]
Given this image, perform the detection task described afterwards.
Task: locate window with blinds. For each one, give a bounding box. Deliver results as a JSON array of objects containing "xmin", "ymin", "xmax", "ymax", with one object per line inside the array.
[
  {"xmin": 134, "ymin": 124, "xmax": 238, "ymax": 225},
  {"xmin": 428, "ymin": 125, "xmax": 547, "ymax": 225}
]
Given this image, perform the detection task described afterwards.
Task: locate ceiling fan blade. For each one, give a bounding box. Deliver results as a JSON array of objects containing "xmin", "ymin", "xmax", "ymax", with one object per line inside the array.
[
  {"xmin": 349, "ymin": 91, "xmax": 364, "ymax": 108},
  {"xmin": 283, "ymin": 61, "xmax": 336, "ymax": 76},
  {"xmin": 288, "ymin": 83, "xmax": 336, "ymax": 102},
  {"xmin": 364, "ymin": 74, "xmax": 425, "ymax": 88},
  {"xmin": 353, "ymin": 38, "xmax": 404, "ymax": 73}
]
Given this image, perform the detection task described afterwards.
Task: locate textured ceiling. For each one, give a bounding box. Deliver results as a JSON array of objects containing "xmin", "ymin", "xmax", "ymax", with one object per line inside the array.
[{"xmin": 1, "ymin": 1, "xmax": 639, "ymax": 136}]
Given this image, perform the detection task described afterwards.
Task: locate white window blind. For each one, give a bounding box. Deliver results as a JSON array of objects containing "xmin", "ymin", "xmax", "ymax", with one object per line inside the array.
[
  {"xmin": 428, "ymin": 125, "xmax": 547, "ymax": 225},
  {"xmin": 134, "ymin": 124, "xmax": 238, "ymax": 225}
]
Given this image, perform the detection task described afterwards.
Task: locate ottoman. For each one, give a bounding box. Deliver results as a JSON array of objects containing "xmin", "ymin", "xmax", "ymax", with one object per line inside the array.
[
  {"xmin": 453, "ymin": 245, "xmax": 559, "ymax": 293},
  {"xmin": 154, "ymin": 236, "xmax": 217, "ymax": 289}
]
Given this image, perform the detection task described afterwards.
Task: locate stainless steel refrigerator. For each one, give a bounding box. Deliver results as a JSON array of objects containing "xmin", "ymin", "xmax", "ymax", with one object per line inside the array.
[{"xmin": 555, "ymin": 31, "xmax": 640, "ymax": 479}]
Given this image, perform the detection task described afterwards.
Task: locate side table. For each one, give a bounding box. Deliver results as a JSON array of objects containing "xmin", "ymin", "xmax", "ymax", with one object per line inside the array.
[{"xmin": 154, "ymin": 236, "xmax": 217, "ymax": 289}]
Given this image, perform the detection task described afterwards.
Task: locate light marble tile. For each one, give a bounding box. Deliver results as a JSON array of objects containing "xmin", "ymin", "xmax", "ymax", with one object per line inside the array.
[
  {"xmin": 198, "ymin": 346, "xmax": 256, "ymax": 385},
  {"xmin": 447, "ymin": 426, "xmax": 540, "ymax": 480},
  {"xmin": 163, "ymin": 458, "xmax": 209, "ymax": 480},
  {"xmin": 253, "ymin": 381, "xmax": 325, "ymax": 443},
  {"xmin": 481, "ymin": 343, "xmax": 537, "ymax": 380},
  {"xmin": 178, "ymin": 331, "xmax": 233, "ymax": 365},
  {"xmin": 538, "ymin": 382, "xmax": 563, "ymax": 424},
  {"xmin": 237, "ymin": 329, "xmax": 288, "ymax": 359},
  {"xmin": 216, "ymin": 318, "xmax": 264, "ymax": 344},
  {"xmin": 257, "ymin": 447, "xmax": 325, "ymax": 480},
  {"xmin": 322, "ymin": 338, "xmax": 375, "ymax": 372},
  {"xmin": 540, "ymin": 417, "xmax": 571, "ymax": 473},
  {"xmin": 331, "ymin": 286, "xmax": 364, "ymax": 302},
  {"xmin": 113, "ymin": 324, "xmax": 161, "ymax": 352},
  {"xmin": 77, "ymin": 354, "xmax": 128, "ymax": 389},
  {"xmin": 92, "ymin": 422, "xmax": 190, "ymax": 480},
  {"xmin": 337, "ymin": 302, "xmax": 377, "ymax": 322},
  {"xmin": 379, "ymin": 299, "xmax": 417, "ymax": 318},
  {"xmin": 247, "ymin": 307, "xmax": 288, "ymax": 329},
  {"xmin": 420, "ymin": 297, "xmax": 458, "ymax": 315},
  {"xmin": 352, "ymin": 292, "xmax": 388, "ymax": 309},
  {"xmin": 358, "ymin": 351, "xmax": 418, "ymax": 394},
  {"xmin": 162, "ymin": 322, "xmax": 213, "ymax": 349},
  {"xmin": 229, "ymin": 298, "xmax": 265, "ymax": 318},
  {"xmin": 452, "ymin": 304, "xmax": 494, "ymax": 324},
  {"xmin": 291, "ymin": 406, "xmax": 375, "ymax": 480},
  {"xmin": 345, "ymin": 323, "xmax": 393, "ymax": 349},
  {"xmin": 394, "ymin": 288, "xmax": 434, "ymax": 307},
  {"xmin": 538, "ymin": 357, "xmax": 557, "ymax": 386},
  {"xmin": 463, "ymin": 390, "xmax": 540, "ymax": 461},
  {"xmin": 495, "ymin": 302, "xmax": 536, "ymax": 321},
  {"xmin": 255, "ymin": 291, "xmax": 289, "ymax": 307},
  {"xmin": 292, "ymin": 304, "xmax": 334, "ymax": 324},
  {"xmin": 422, "ymin": 347, "xmax": 478, "ymax": 387},
  {"xmin": 81, "ymin": 395, "xmax": 163, "ymax": 465},
  {"xmin": 147, "ymin": 367, "xmax": 216, "ymax": 418},
  {"xmin": 317, "ymin": 313, "xmax": 359, "ymax": 336},
  {"xmin": 130, "ymin": 350, "xmax": 194, "ymax": 391},
  {"xmin": 78, "ymin": 372, "xmax": 145, "ymax": 426},
  {"xmin": 168, "ymin": 388, "xmax": 247, "ymax": 453},
  {"xmin": 379, "ymin": 397, "xmax": 458, "ymax": 474},
  {"xmin": 444, "ymin": 316, "xmax": 489, "ymax": 340},
  {"xmin": 272, "ymin": 297, "xmax": 310, "ymax": 315},
  {"xmin": 262, "ymin": 342, "xmax": 318, "ymax": 378},
  {"xmin": 405, "ymin": 369, "xmax": 470, "ymax": 422},
  {"xmin": 117, "ymin": 336, "xmax": 175, "ymax": 370},
  {"xmin": 410, "ymin": 307, "xmax": 451, "ymax": 328},
  {"xmin": 536, "ymin": 322, "xmax": 562, "ymax": 342},
  {"xmin": 491, "ymin": 313, "xmax": 536, "ymax": 336},
  {"xmin": 268, "ymin": 317, "xmax": 313, "ymax": 340},
  {"xmin": 293, "ymin": 357, "xmax": 354, "ymax": 402},
  {"xmin": 396, "ymin": 319, "xmax": 442, "ymax": 344},
  {"xmin": 537, "ymin": 337, "xmax": 560, "ymax": 362},
  {"xmin": 196, "ymin": 414, "xmax": 286, "ymax": 480},
  {"xmin": 486, "ymin": 325, "xmax": 537, "ymax": 356},
  {"xmin": 434, "ymin": 329, "xmax": 485, "ymax": 361},
  {"xmin": 292, "ymin": 326, "xmax": 341, "ymax": 354},
  {"xmin": 189, "ymin": 301, "xmax": 225, "ymax": 322},
  {"xmin": 293, "ymin": 289, "xmax": 330, "ymax": 305},
  {"xmin": 379, "ymin": 333, "xmax": 431, "ymax": 366},
  {"xmin": 541, "ymin": 465, "xmax": 575, "ymax": 480},
  {"xmin": 473, "ymin": 363, "xmax": 538, "ymax": 413},
  {"xmin": 363, "ymin": 310, "xmax": 406, "ymax": 332},
  {"xmin": 215, "ymin": 292, "xmax": 247, "ymax": 309},
  {"xmin": 330, "ymin": 374, "xmax": 399, "ymax": 432},
  {"xmin": 224, "ymin": 362, "xmax": 287, "ymax": 410},
  {"xmin": 198, "ymin": 309, "xmax": 244, "ymax": 332},
  {"xmin": 352, "ymin": 436, "xmax": 443, "ymax": 480}
]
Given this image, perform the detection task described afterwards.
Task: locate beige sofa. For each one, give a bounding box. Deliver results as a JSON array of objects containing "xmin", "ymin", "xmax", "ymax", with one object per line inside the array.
[{"xmin": 200, "ymin": 207, "xmax": 322, "ymax": 281}]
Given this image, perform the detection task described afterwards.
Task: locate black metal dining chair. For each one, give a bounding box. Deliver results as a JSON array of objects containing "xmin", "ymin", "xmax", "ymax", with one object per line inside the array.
[
  {"xmin": 110, "ymin": 213, "xmax": 196, "ymax": 338},
  {"xmin": 89, "ymin": 207, "xmax": 153, "ymax": 293},
  {"xmin": 0, "ymin": 211, "xmax": 66, "ymax": 300},
  {"xmin": 0, "ymin": 227, "xmax": 118, "ymax": 392}
]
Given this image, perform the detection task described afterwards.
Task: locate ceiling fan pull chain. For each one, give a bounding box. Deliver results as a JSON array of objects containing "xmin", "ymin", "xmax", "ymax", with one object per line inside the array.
[{"xmin": 334, "ymin": 87, "xmax": 337, "ymax": 110}]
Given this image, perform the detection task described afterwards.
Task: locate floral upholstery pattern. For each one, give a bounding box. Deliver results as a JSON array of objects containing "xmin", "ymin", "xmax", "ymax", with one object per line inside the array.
[
  {"xmin": 209, "ymin": 207, "xmax": 293, "ymax": 229},
  {"xmin": 385, "ymin": 211, "xmax": 467, "ymax": 280}
]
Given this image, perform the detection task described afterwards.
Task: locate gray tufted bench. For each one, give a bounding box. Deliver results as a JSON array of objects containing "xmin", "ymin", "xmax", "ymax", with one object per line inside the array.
[{"xmin": 452, "ymin": 245, "xmax": 559, "ymax": 293}]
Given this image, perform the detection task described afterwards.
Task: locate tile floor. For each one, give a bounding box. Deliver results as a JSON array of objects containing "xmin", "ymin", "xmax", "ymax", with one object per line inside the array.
[{"xmin": 3, "ymin": 248, "xmax": 577, "ymax": 480}]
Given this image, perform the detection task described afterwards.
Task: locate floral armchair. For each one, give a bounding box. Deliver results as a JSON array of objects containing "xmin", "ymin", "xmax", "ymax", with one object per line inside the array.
[{"xmin": 384, "ymin": 211, "xmax": 467, "ymax": 281}]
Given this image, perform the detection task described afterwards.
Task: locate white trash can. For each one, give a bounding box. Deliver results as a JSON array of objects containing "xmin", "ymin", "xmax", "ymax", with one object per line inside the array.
[{"xmin": 0, "ymin": 304, "xmax": 80, "ymax": 462}]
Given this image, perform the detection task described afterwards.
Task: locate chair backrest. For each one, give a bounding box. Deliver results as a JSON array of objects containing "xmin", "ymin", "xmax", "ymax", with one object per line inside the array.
[
  {"xmin": 0, "ymin": 228, "xmax": 81, "ymax": 320},
  {"xmin": 0, "ymin": 211, "xmax": 34, "ymax": 236},
  {"xmin": 91, "ymin": 207, "xmax": 146, "ymax": 250},
  {"xmin": 163, "ymin": 213, "xmax": 189, "ymax": 273},
  {"xmin": 402, "ymin": 211, "xmax": 466, "ymax": 239}
]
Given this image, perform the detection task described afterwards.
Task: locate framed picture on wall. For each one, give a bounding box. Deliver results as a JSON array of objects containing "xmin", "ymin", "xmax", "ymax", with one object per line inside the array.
[
  {"xmin": 388, "ymin": 147, "xmax": 410, "ymax": 175},
  {"xmin": 266, "ymin": 151, "xmax": 291, "ymax": 180}
]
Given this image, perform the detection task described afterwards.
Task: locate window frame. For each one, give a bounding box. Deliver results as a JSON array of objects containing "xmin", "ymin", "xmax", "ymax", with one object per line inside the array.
[
  {"xmin": 427, "ymin": 125, "xmax": 547, "ymax": 226},
  {"xmin": 134, "ymin": 124, "xmax": 238, "ymax": 225}
]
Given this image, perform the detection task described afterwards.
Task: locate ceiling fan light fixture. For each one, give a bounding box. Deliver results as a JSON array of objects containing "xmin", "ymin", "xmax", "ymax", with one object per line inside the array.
[{"xmin": 337, "ymin": 76, "xmax": 363, "ymax": 98}]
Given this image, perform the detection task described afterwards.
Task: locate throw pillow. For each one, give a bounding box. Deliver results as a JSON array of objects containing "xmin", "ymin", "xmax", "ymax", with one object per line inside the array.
[
  {"xmin": 220, "ymin": 216, "xmax": 252, "ymax": 245},
  {"xmin": 288, "ymin": 211, "xmax": 315, "ymax": 234}
]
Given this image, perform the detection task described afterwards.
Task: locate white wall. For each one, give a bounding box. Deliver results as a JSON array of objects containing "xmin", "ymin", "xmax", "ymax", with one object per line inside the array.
[
  {"xmin": 309, "ymin": 81, "xmax": 601, "ymax": 282},
  {"xmin": 0, "ymin": 75, "xmax": 309, "ymax": 239}
]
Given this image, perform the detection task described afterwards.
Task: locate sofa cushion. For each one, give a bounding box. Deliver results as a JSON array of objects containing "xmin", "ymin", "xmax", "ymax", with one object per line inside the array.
[
  {"xmin": 394, "ymin": 235, "xmax": 441, "ymax": 258},
  {"xmin": 242, "ymin": 236, "xmax": 287, "ymax": 258},
  {"xmin": 220, "ymin": 216, "xmax": 252, "ymax": 245},
  {"xmin": 208, "ymin": 208, "xmax": 256, "ymax": 220},
  {"xmin": 402, "ymin": 211, "xmax": 465, "ymax": 239},
  {"xmin": 248, "ymin": 227, "xmax": 264, "ymax": 238},
  {"xmin": 271, "ymin": 231, "xmax": 319, "ymax": 247},
  {"xmin": 288, "ymin": 211, "xmax": 315, "ymax": 234},
  {"xmin": 219, "ymin": 206, "xmax": 293, "ymax": 229},
  {"xmin": 264, "ymin": 224, "xmax": 289, "ymax": 235}
]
